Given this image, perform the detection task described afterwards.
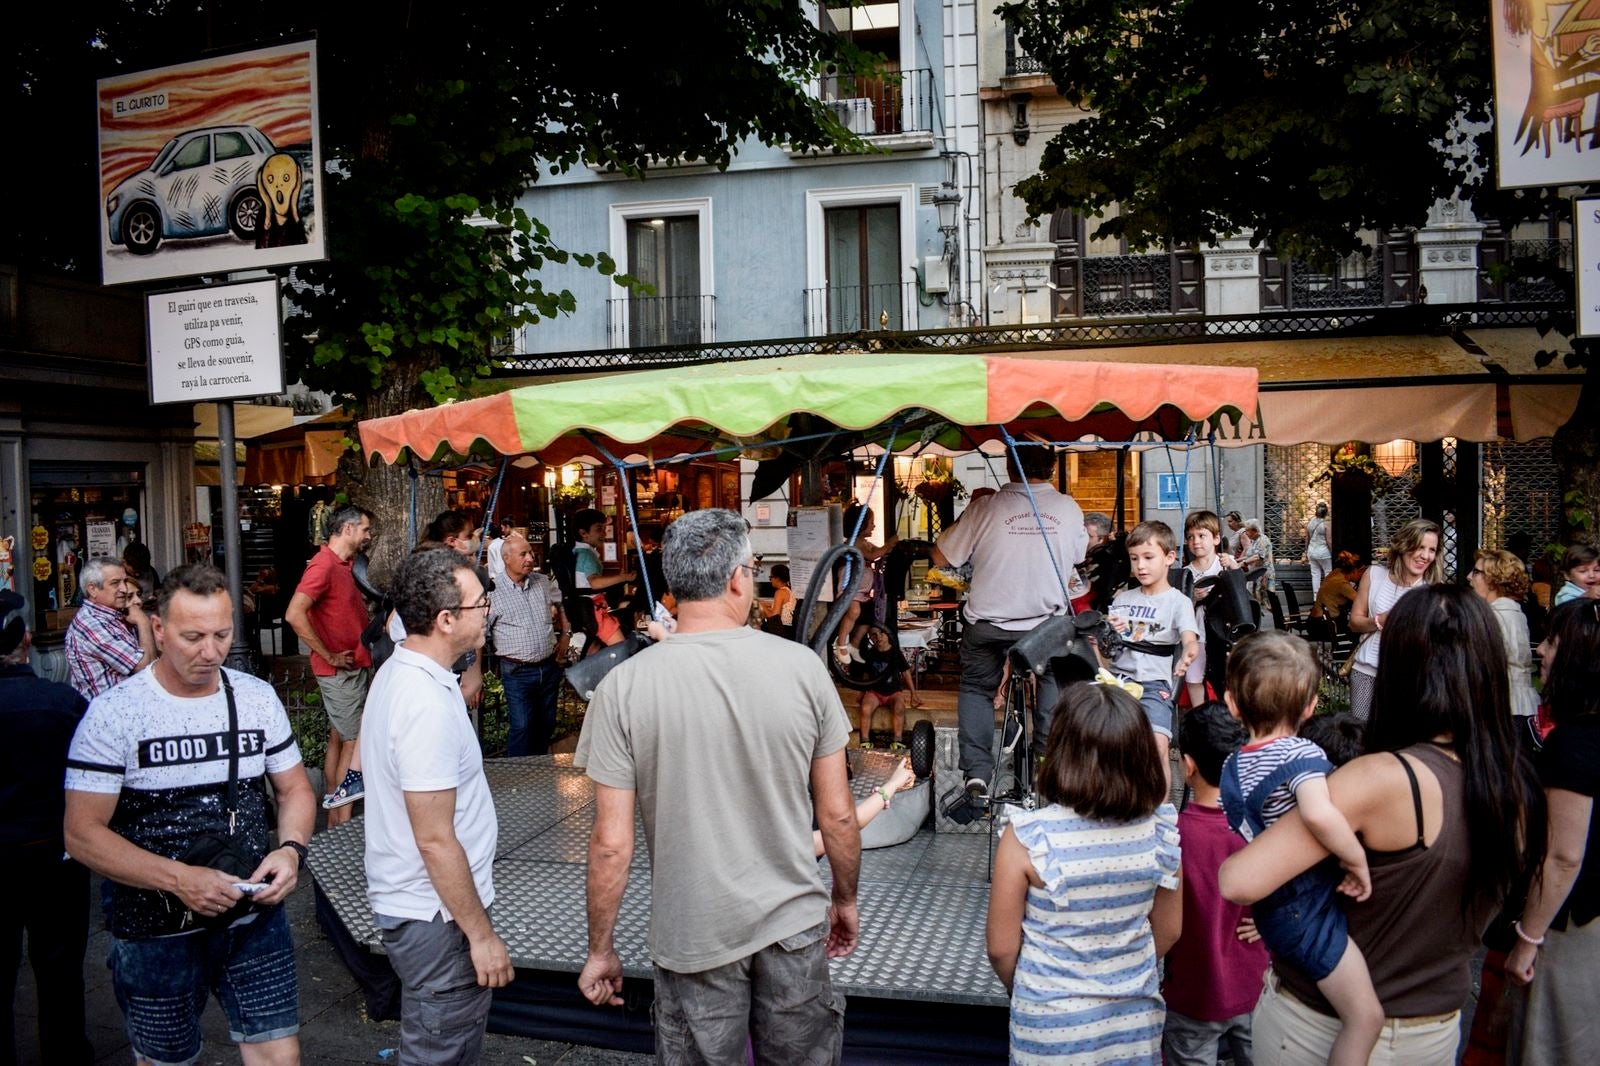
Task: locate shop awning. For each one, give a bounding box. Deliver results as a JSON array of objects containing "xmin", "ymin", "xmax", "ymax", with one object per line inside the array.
[
  {"xmin": 358, "ymin": 352, "xmax": 1260, "ymax": 466},
  {"xmin": 991, "ymin": 329, "xmax": 1582, "ymax": 444}
]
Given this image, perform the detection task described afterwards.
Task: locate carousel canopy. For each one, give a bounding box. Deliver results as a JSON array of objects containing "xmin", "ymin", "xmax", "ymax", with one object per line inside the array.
[{"xmin": 358, "ymin": 352, "xmax": 1260, "ymax": 467}]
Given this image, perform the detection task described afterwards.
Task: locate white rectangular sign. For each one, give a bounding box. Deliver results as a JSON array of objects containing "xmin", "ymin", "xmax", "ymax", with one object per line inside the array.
[
  {"xmin": 146, "ymin": 278, "xmax": 285, "ymax": 405},
  {"xmin": 86, "ymin": 522, "xmax": 117, "ymax": 560},
  {"xmin": 1577, "ymin": 195, "xmax": 1600, "ymax": 338},
  {"xmin": 787, "ymin": 507, "xmax": 836, "ymax": 603}
]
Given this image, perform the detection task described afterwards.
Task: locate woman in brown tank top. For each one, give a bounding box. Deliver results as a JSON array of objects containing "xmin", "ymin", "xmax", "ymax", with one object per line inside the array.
[{"xmin": 1221, "ymin": 586, "xmax": 1545, "ymax": 1064}]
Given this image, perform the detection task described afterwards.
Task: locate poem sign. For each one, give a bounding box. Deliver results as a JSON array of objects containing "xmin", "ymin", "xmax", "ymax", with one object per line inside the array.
[{"xmin": 146, "ymin": 278, "xmax": 284, "ymax": 404}]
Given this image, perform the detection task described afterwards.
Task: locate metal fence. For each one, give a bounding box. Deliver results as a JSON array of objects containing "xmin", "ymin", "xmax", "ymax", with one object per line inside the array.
[
  {"xmin": 501, "ymin": 302, "xmax": 1559, "ymax": 375},
  {"xmin": 1483, "ymin": 439, "xmax": 1561, "ymax": 554},
  {"xmin": 1005, "ymin": 24, "xmax": 1048, "ymax": 76},
  {"xmin": 820, "ymin": 68, "xmax": 936, "ymax": 137},
  {"xmin": 606, "ymin": 295, "xmax": 715, "ymax": 348}
]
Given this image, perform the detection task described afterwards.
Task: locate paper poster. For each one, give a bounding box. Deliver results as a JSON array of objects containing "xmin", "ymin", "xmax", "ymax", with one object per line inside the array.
[
  {"xmin": 788, "ymin": 507, "xmax": 835, "ymax": 603},
  {"xmin": 87, "ymin": 522, "xmax": 118, "ymax": 560}
]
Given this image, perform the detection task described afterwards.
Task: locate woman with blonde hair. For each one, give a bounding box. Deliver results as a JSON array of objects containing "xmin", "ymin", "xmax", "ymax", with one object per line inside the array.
[
  {"xmin": 1468, "ymin": 548, "xmax": 1540, "ymax": 724},
  {"xmin": 1347, "ymin": 518, "xmax": 1443, "ymax": 720}
]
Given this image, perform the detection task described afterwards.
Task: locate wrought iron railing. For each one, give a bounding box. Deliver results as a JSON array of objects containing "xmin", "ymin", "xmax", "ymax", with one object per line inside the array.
[
  {"xmin": 606, "ymin": 295, "xmax": 715, "ymax": 348},
  {"xmin": 820, "ymin": 68, "xmax": 936, "ymax": 136},
  {"xmin": 498, "ymin": 302, "xmax": 1560, "ymax": 375},
  {"xmin": 1286, "ymin": 252, "xmax": 1385, "ymax": 309},
  {"xmin": 1080, "ymin": 254, "xmax": 1173, "ymax": 316},
  {"xmin": 804, "ymin": 282, "xmax": 920, "ymax": 335},
  {"xmin": 1005, "ymin": 24, "xmax": 1048, "ymax": 76},
  {"xmin": 1506, "ymin": 239, "xmax": 1570, "ymax": 303}
]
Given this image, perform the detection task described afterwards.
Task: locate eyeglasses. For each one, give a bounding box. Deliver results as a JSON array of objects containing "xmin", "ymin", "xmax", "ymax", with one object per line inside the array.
[
  {"xmin": 734, "ymin": 563, "xmax": 760, "ymax": 581},
  {"xmin": 449, "ymin": 595, "xmax": 492, "ymax": 614}
]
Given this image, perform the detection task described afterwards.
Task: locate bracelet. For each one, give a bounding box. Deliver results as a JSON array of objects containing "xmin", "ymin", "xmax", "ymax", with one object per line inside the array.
[
  {"xmin": 1512, "ymin": 920, "xmax": 1546, "ymax": 947},
  {"xmin": 877, "ymin": 786, "xmax": 892, "ymax": 809}
]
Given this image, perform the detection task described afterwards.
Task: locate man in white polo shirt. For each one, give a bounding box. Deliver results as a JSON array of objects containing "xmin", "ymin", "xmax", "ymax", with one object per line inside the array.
[
  {"xmin": 361, "ymin": 546, "xmax": 510, "ymax": 1063},
  {"xmin": 932, "ymin": 445, "xmax": 1088, "ymax": 801}
]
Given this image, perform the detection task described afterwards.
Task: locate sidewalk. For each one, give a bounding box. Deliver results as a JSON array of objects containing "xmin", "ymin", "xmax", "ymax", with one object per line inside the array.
[{"xmin": 12, "ymin": 873, "xmax": 649, "ymax": 1066}]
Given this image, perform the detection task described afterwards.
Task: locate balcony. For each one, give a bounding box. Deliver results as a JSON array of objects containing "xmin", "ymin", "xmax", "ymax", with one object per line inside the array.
[
  {"xmin": 606, "ymin": 294, "xmax": 715, "ymax": 348},
  {"xmin": 805, "ymin": 282, "xmax": 919, "ymax": 336},
  {"xmin": 1005, "ymin": 25, "xmax": 1048, "ymax": 78},
  {"xmin": 820, "ymin": 68, "xmax": 936, "ymax": 138}
]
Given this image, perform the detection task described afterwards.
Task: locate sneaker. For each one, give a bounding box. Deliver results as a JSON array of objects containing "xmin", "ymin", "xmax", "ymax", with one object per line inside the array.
[
  {"xmin": 322, "ymin": 770, "xmax": 365, "ymax": 810},
  {"xmin": 846, "ymin": 645, "xmax": 865, "ymax": 664},
  {"xmin": 964, "ymin": 776, "xmax": 988, "ymax": 802}
]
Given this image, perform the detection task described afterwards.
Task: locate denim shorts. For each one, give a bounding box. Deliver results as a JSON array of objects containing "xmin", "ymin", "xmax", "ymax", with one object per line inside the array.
[
  {"xmin": 108, "ymin": 906, "xmax": 299, "ymax": 1065},
  {"xmin": 1256, "ymin": 872, "xmax": 1349, "ymax": 983},
  {"xmin": 1124, "ymin": 677, "xmax": 1176, "ymax": 739}
]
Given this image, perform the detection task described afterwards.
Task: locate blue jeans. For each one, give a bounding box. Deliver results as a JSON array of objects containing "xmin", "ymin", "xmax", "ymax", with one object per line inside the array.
[
  {"xmin": 107, "ymin": 906, "xmax": 298, "ymax": 1066},
  {"xmin": 501, "ymin": 656, "xmax": 561, "ymax": 757}
]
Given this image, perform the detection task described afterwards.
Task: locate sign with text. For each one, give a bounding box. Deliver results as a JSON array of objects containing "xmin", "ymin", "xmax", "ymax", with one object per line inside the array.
[
  {"xmin": 1578, "ymin": 196, "xmax": 1600, "ymax": 338},
  {"xmin": 1156, "ymin": 472, "xmax": 1189, "ymax": 510},
  {"xmin": 146, "ymin": 279, "xmax": 284, "ymax": 405},
  {"xmin": 97, "ymin": 39, "xmax": 325, "ymax": 285}
]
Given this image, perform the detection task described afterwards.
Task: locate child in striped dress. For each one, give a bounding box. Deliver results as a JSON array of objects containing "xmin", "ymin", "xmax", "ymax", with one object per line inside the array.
[{"xmin": 987, "ymin": 680, "xmax": 1182, "ymax": 1065}]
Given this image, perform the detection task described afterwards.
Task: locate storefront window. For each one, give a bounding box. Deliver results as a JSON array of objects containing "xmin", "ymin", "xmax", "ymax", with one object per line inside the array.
[{"xmin": 27, "ymin": 462, "xmax": 147, "ymax": 636}]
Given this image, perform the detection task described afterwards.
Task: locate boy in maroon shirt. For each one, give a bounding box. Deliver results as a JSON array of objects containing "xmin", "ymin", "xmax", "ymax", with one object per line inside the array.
[{"xmin": 1162, "ymin": 702, "xmax": 1270, "ymax": 1065}]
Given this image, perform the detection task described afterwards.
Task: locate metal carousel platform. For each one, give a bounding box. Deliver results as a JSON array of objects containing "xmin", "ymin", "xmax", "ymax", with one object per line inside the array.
[{"xmin": 308, "ymin": 748, "xmax": 1009, "ymax": 1063}]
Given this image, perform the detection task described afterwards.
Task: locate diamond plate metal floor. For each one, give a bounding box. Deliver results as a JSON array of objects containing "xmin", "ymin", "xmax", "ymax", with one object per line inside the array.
[{"xmin": 307, "ymin": 750, "xmax": 1008, "ymax": 1007}]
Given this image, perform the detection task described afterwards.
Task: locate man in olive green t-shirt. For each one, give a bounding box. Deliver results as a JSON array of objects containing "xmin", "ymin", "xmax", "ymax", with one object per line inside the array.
[{"xmin": 576, "ymin": 509, "xmax": 861, "ymax": 1064}]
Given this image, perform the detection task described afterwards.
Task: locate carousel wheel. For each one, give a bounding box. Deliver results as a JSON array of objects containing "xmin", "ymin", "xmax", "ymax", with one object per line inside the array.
[{"xmin": 909, "ymin": 719, "xmax": 936, "ymax": 780}]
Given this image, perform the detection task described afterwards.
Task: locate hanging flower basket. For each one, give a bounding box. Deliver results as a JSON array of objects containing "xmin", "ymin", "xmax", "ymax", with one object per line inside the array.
[
  {"xmin": 914, "ymin": 475, "xmax": 966, "ymax": 503},
  {"xmin": 554, "ymin": 483, "xmax": 593, "ymax": 509}
]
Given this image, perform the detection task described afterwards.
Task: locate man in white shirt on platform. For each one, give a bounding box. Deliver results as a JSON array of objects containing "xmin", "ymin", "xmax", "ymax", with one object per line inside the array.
[
  {"xmin": 361, "ymin": 547, "xmax": 511, "ymax": 1064},
  {"xmin": 932, "ymin": 445, "xmax": 1088, "ymax": 803}
]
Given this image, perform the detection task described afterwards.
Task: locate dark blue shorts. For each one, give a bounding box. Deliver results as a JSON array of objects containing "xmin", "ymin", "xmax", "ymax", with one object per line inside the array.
[
  {"xmin": 108, "ymin": 905, "xmax": 299, "ymax": 1065},
  {"xmin": 1255, "ymin": 872, "xmax": 1349, "ymax": 983}
]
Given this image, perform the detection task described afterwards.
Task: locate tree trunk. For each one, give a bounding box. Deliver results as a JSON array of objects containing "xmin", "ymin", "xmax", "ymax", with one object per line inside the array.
[
  {"xmin": 337, "ymin": 350, "xmax": 447, "ymax": 584},
  {"xmin": 1553, "ymin": 370, "xmax": 1600, "ymax": 547}
]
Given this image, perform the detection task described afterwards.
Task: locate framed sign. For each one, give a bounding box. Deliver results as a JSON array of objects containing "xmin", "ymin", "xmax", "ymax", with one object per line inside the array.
[
  {"xmin": 1491, "ymin": 4, "xmax": 1600, "ymax": 189},
  {"xmin": 97, "ymin": 40, "xmax": 325, "ymax": 285},
  {"xmin": 1578, "ymin": 195, "xmax": 1600, "ymax": 338},
  {"xmin": 146, "ymin": 278, "xmax": 284, "ymax": 405}
]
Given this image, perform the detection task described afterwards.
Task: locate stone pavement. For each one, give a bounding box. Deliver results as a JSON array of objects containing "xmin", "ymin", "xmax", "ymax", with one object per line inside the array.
[{"xmin": 11, "ymin": 874, "xmax": 651, "ymax": 1066}]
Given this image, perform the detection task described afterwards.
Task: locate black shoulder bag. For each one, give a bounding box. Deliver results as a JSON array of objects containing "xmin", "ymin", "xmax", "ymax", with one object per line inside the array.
[{"xmin": 175, "ymin": 670, "xmax": 263, "ymax": 928}]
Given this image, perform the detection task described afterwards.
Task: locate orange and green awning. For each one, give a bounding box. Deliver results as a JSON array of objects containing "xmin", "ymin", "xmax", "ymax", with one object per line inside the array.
[{"xmin": 358, "ymin": 352, "xmax": 1259, "ymax": 466}]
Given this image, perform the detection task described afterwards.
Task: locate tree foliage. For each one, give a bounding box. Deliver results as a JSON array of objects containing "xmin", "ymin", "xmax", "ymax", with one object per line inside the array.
[{"xmin": 1001, "ymin": 0, "xmax": 1494, "ymax": 260}]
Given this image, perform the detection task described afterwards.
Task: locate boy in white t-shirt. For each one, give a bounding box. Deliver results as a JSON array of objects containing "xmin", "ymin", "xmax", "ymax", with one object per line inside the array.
[
  {"xmin": 1108, "ymin": 521, "xmax": 1200, "ymax": 782},
  {"xmin": 1183, "ymin": 510, "xmax": 1238, "ymax": 709}
]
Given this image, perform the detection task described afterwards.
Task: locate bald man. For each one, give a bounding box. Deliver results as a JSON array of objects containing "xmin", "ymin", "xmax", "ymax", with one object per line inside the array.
[{"xmin": 486, "ymin": 534, "xmax": 570, "ymax": 755}]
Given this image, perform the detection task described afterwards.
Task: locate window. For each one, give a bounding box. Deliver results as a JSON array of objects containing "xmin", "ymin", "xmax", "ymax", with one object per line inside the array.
[
  {"xmin": 625, "ymin": 217, "xmax": 701, "ymax": 346},
  {"xmin": 804, "ymin": 184, "xmax": 916, "ymax": 336},
  {"xmin": 214, "ymin": 131, "xmax": 253, "ymax": 161},
  {"xmin": 824, "ymin": 205, "xmax": 901, "ymax": 331},
  {"xmin": 171, "ymin": 135, "xmax": 210, "ymax": 171},
  {"xmin": 607, "ymin": 198, "xmax": 714, "ymax": 348}
]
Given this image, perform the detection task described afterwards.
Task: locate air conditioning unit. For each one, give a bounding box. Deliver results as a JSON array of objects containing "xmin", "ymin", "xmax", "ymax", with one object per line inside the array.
[{"xmin": 825, "ymin": 98, "xmax": 877, "ymax": 136}]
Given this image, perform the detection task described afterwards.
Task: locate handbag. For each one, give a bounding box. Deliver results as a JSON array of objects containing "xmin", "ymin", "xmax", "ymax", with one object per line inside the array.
[{"xmin": 110, "ymin": 671, "xmax": 264, "ymax": 937}]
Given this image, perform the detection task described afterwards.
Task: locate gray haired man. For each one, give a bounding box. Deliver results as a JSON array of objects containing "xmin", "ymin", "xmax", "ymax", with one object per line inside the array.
[
  {"xmin": 64, "ymin": 557, "xmax": 155, "ymax": 701},
  {"xmin": 577, "ymin": 509, "xmax": 860, "ymax": 1064}
]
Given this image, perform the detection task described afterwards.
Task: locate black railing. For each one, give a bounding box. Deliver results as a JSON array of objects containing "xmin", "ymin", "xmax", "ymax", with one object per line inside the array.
[
  {"xmin": 606, "ymin": 294, "xmax": 715, "ymax": 348},
  {"xmin": 1005, "ymin": 24, "xmax": 1048, "ymax": 76},
  {"xmin": 804, "ymin": 282, "xmax": 919, "ymax": 335},
  {"xmin": 498, "ymin": 302, "xmax": 1560, "ymax": 375},
  {"xmin": 1507, "ymin": 239, "xmax": 1570, "ymax": 303},
  {"xmin": 821, "ymin": 68, "xmax": 936, "ymax": 136}
]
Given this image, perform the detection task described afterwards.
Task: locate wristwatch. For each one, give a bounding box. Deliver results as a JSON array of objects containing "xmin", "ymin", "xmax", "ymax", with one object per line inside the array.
[{"xmin": 279, "ymin": 840, "xmax": 309, "ymax": 869}]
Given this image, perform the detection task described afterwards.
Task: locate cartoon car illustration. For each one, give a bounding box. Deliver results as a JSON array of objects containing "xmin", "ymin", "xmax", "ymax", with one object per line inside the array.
[{"xmin": 104, "ymin": 124, "xmax": 312, "ymax": 255}]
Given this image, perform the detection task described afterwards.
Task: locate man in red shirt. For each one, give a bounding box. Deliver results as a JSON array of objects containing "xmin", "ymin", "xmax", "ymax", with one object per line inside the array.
[{"xmin": 286, "ymin": 504, "xmax": 374, "ymax": 826}]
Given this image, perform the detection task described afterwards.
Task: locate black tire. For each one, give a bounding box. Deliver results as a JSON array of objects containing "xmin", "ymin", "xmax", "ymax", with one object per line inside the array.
[
  {"xmin": 909, "ymin": 719, "xmax": 935, "ymax": 780},
  {"xmin": 230, "ymin": 191, "xmax": 263, "ymax": 240},
  {"xmin": 121, "ymin": 203, "xmax": 162, "ymax": 255}
]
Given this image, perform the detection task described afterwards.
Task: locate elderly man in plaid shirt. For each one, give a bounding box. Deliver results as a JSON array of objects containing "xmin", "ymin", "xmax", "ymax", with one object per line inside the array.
[
  {"xmin": 487, "ymin": 533, "xmax": 570, "ymax": 756},
  {"xmin": 64, "ymin": 557, "xmax": 155, "ymax": 700}
]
